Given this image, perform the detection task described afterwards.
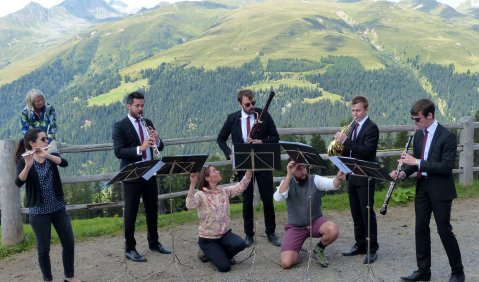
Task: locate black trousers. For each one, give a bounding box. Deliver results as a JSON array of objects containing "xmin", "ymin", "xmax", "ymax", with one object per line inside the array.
[
  {"xmin": 123, "ymin": 177, "xmax": 159, "ymax": 251},
  {"xmin": 198, "ymin": 230, "xmax": 246, "ymax": 272},
  {"xmin": 30, "ymin": 210, "xmax": 75, "ymax": 281},
  {"xmin": 347, "ymin": 178, "xmax": 378, "ymax": 252},
  {"xmin": 415, "ymin": 180, "xmax": 463, "ymax": 274},
  {"xmin": 240, "ymin": 170, "xmax": 276, "ymax": 236}
]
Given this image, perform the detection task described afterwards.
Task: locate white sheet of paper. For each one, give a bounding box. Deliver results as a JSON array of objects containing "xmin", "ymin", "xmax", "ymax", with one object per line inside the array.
[
  {"xmin": 329, "ymin": 156, "xmax": 352, "ymax": 174},
  {"xmin": 142, "ymin": 160, "xmax": 165, "ymax": 180}
]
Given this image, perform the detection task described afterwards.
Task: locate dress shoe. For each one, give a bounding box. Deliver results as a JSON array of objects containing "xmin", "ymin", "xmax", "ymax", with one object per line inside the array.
[
  {"xmin": 244, "ymin": 235, "xmax": 254, "ymax": 247},
  {"xmin": 149, "ymin": 243, "xmax": 172, "ymax": 254},
  {"xmin": 267, "ymin": 233, "xmax": 282, "ymax": 247},
  {"xmin": 449, "ymin": 272, "xmax": 465, "ymax": 282},
  {"xmin": 125, "ymin": 249, "xmax": 147, "ymax": 262},
  {"xmin": 400, "ymin": 270, "xmax": 431, "ymax": 281},
  {"xmin": 342, "ymin": 245, "xmax": 367, "ymax": 256},
  {"xmin": 363, "ymin": 252, "xmax": 377, "ymax": 264}
]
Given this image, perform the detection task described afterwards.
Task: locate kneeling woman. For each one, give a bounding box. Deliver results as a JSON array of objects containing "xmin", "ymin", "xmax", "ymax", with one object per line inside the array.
[
  {"xmin": 186, "ymin": 166, "xmax": 252, "ymax": 272},
  {"xmin": 15, "ymin": 128, "xmax": 82, "ymax": 282}
]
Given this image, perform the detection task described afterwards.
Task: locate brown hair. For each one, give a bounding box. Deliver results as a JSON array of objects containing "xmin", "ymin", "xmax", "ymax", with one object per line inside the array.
[
  {"xmin": 237, "ymin": 89, "xmax": 254, "ymax": 104},
  {"xmin": 410, "ymin": 99, "xmax": 435, "ymax": 118},
  {"xmin": 15, "ymin": 128, "xmax": 42, "ymax": 162},
  {"xmin": 351, "ymin": 95, "xmax": 369, "ymax": 109},
  {"xmin": 198, "ymin": 165, "xmax": 213, "ymax": 191}
]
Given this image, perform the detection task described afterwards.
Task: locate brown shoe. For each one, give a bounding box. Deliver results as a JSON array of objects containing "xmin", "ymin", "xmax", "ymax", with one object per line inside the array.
[{"xmin": 197, "ymin": 249, "xmax": 209, "ymax": 263}]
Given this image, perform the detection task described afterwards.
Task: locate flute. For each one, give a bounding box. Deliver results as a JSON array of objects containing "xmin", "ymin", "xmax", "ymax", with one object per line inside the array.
[{"xmin": 21, "ymin": 145, "xmax": 51, "ymax": 157}]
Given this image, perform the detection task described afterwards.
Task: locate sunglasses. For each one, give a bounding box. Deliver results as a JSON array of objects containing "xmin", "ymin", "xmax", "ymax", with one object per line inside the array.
[
  {"xmin": 38, "ymin": 137, "xmax": 48, "ymax": 142},
  {"xmin": 244, "ymin": 100, "xmax": 256, "ymax": 107},
  {"xmin": 411, "ymin": 116, "xmax": 423, "ymax": 122}
]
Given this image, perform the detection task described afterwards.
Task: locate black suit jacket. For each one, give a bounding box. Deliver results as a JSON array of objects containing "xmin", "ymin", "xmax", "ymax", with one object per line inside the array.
[
  {"xmin": 403, "ymin": 123, "xmax": 457, "ymax": 202},
  {"xmin": 342, "ymin": 118, "xmax": 379, "ymax": 184},
  {"xmin": 217, "ymin": 108, "xmax": 279, "ymax": 159},
  {"xmin": 112, "ymin": 116, "xmax": 164, "ymax": 169}
]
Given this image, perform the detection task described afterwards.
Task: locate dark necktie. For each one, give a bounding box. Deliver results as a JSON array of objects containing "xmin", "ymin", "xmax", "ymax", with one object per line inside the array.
[
  {"xmin": 135, "ymin": 119, "xmax": 147, "ymax": 159},
  {"xmin": 417, "ymin": 129, "xmax": 428, "ymax": 179},
  {"xmin": 353, "ymin": 122, "xmax": 359, "ymax": 143},
  {"xmin": 246, "ymin": 116, "xmax": 251, "ymax": 138}
]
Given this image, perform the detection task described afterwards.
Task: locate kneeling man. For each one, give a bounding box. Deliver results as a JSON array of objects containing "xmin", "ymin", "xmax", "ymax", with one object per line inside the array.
[{"xmin": 274, "ymin": 160, "xmax": 345, "ymax": 269}]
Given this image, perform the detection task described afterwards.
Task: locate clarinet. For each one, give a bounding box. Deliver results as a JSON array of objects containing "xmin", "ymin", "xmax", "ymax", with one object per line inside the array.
[
  {"xmin": 138, "ymin": 114, "xmax": 162, "ymax": 160},
  {"xmin": 230, "ymin": 87, "xmax": 276, "ymax": 182},
  {"xmin": 379, "ymin": 132, "xmax": 415, "ymax": 215}
]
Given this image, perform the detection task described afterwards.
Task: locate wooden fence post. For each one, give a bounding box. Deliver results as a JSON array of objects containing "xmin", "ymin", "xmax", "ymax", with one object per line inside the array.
[
  {"xmin": 0, "ymin": 140, "xmax": 24, "ymax": 245},
  {"xmin": 459, "ymin": 116, "xmax": 474, "ymax": 186}
]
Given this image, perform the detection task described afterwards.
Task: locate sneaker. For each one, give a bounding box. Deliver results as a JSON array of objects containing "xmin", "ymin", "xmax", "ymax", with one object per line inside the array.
[
  {"xmin": 313, "ymin": 243, "xmax": 329, "ymax": 267},
  {"xmin": 197, "ymin": 249, "xmax": 209, "ymax": 263}
]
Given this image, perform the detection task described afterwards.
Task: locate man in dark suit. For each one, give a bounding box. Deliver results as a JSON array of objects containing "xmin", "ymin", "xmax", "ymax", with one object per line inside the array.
[
  {"xmin": 335, "ymin": 95, "xmax": 380, "ymax": 264},
  {"xmin": 217, "ymin": 89, "xmax": 281, "ymax": 247},
  {"xmin": 112, "ymin": 91, "xmax": 171, "ymax": 262},
  {"xmin": 392, "ymin": 99, "xmax": 464, "ymax": 282}
]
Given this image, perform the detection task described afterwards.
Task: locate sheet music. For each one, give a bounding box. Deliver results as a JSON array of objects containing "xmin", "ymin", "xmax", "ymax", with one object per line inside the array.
[
  {"xmin": 329, "ymin": 156, "xmax": 353, "ymax": 174},
  {"xmin": 142, "ymin": 160, "xmax": 165, "ymax": 180}
]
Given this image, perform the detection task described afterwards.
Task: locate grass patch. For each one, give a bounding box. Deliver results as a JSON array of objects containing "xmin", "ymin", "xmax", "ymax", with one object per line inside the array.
[
  {"xmin": 87, "ymin": 79, "xmax": 149, "ymax": 106},
  {"xmin": 1, "ymin": 180, "xmax": 477, "ymax": 259}
]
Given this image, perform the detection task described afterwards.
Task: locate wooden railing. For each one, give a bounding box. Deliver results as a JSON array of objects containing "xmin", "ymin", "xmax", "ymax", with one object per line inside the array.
[{"xmin": 1, "ymin": 117, "xmax": 477, "ymax": 245}]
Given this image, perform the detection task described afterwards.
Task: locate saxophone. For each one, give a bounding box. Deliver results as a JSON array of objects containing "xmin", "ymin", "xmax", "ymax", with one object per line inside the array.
[{"xmin": 327, "ymin": 120, "xmax": 355, "ymax": 156}]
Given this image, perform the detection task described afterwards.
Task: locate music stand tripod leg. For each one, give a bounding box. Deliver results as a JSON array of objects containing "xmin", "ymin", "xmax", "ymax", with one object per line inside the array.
[
  {"xmin": 113, "ymin": 188, "xmax": 136, "ymax": 282},
  {"xmin": 145, "ymin": 176, "xmax": 187, "ymax": 281},
  {"xmin": 351, "ymin": 178, "xmax": 383, "ymax": 282}
]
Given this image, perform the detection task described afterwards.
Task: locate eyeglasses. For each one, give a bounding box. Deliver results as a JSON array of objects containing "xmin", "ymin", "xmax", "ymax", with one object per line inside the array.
[
  {"xmin": 411, "ymin": 116, "xmax": 423, "ymax": 122},
  {"xmin": 244, "ymin": 100, "xmax": 256, "ymax": 107},
  {"xmin": 38, "ymin": 137, "xmax": 48, "ymax": 142}
]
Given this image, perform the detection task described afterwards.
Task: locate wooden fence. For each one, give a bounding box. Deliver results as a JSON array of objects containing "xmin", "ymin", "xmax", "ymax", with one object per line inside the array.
[{"xmin": 1, "ymin": 117, "xmax": 477, "ymax": 245}]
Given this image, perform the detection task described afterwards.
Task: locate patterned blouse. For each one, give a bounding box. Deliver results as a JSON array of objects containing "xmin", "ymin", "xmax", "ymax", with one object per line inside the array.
[
  {"xmin": 21, "ymin": 104, "xmax": 57, "ymax": 141},
  {"xmin": 186, "ymin": 174, "xmax": 252, "ymax": 239},
  {"xmin": 29, "ymin": 160, "xmax": 66, "ymax": 215}
]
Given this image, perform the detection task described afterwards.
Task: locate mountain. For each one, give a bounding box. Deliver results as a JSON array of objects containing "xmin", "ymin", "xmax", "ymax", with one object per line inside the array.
[
  {"xmin": 457, "ymin": 0, "xmax": 479, "ymax": 18},
  {"xmin": 0, "ymin": 2, "xmax": 91, "ymax": 69},
  {"xmin": 399, "ymin": 0, "xmax": 463, "ymax": 18},
  {"xmin": 57, "ymin": 0, "xmax": 124, "ymax": 21}
]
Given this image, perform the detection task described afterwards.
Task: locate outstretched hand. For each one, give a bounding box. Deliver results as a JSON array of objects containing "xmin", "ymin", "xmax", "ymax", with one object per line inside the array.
[{"xmin": 190, "ymin": 172, "xmax": 198, "ymax": 184}]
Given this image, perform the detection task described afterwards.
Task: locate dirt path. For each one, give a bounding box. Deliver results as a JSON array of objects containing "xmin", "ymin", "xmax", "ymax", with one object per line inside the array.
[{"xmin": 1, "ymin": 198, "xmax": 478, "ymax": 282}]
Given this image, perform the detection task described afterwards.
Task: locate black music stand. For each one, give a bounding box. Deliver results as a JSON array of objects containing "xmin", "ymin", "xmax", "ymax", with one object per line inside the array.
[
  {"xmin": 103, "ymin": 160, "xmax": 164, "ymax": 282},
  {"xmin": 232, "ymin": 143, "xmax": 281, "ymax": 279},
  {"xmin": 145, "ymin": 154, "xmax": 208, "ymax": 281},
  {"xmin": 280, "ymin": 141, "xmax": 328, "ymax": 168},
  {"xmin": 330, "ymin": 156, "xmax": 392, "ymax": 282},
  {"xmin": 280, "ymin": 141, "xmax": 329, "ymax": 275}
]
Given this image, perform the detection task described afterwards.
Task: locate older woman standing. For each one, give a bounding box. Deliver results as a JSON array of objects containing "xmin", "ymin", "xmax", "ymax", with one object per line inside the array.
[
  {"xmin": 186, "ymin": 166, "xmax": 252, "ymax": 272},
  {"xmin": 20, "ymin": 89, "xmax": 59, "ymax": 154},
  {"xmin": 15, "ymin": 128, "xmax": 82, "ymax": 282}
]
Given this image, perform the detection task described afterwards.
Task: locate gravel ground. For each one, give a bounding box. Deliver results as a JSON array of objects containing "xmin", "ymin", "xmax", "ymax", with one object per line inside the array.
[{"xmin": 1, "ymin": 197, "xmax": 477, "ymax": 282}]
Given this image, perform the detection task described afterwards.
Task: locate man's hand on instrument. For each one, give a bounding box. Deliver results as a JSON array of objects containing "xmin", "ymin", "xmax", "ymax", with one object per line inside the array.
[
  {"xmin": 390, "ymin": 170, "xmax": 406, "ymax": 180},
  {"xmin": 398, "ymin": 152, "xmax": 418, "ymax": 166},
  {"xmin": 334, "ymin": 132, "xmax": 347, "ymax": 143}
]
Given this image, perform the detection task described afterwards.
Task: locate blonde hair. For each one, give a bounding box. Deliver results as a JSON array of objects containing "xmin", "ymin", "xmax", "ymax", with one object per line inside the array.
[{"xmin": 25, "ymin": 89, "xmax": 46, "ymax": 114}]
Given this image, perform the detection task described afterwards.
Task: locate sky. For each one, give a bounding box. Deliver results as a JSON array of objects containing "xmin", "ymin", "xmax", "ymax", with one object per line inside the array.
[{"xmin": 0, "ymin": 0, "xmax": 468, "ymax": 18}]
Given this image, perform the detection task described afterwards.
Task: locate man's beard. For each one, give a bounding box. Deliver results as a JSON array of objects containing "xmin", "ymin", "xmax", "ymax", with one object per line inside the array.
[{"xmin": 295, "ymin": 174, "xmax": 309, "ymax": 185}]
